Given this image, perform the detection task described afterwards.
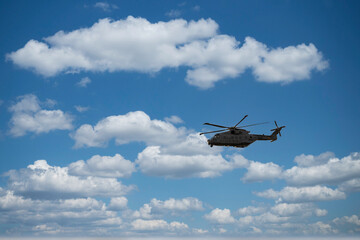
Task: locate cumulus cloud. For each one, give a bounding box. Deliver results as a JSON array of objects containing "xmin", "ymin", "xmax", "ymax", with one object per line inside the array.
[
  {"xmin": 0, "ymin": 188, "xmax": 118, "ymax": 229},
  {"xmin": 242, "ymin": 161, "xmax": 282, "ymax": 182},
  {"xmin": 256, "ymin": 186, "xmax": 346, "ymax": 203},
  {"xmin": 68, "ymin": 153, "xmax": 135, "ymax": 178},
  {"xmin": 7, "ymin": 16, "xmax": 328, "ymax": 89},
  {"xmin": 204, "ymin": 208, "xmax": 235, "ymax": 224},
  {"xmin": 333, "ymin": 214, "xmax": 360, "ymax": 226},
  {"xmin": 131, "ymin": 219, "xmax": 188, "ymax": 231},
  {"xmin": 130, "ymin": 197, "xmax": 204, "ymax": 219},
  {"xmin": 238, "ymin": 206, "xmax": 266, "ymax": 216},
  {"xmin": 108, "ymin": 197, "xmax": 128, "ymax": 210},
  {"xmin": 72, "ymin": 111, "xmax": 188, "ymax": 148},
  {"xmin": 150, "ymin": 197, "xmax": 204, "ymax": 213},
  {"xmin": 284, "ymin": 152, "xmax": 360, "ymax": 186},
  {"xmin": 294, "ymin": 152, "xmax": 335, "ymax": 167},
  {"xmin": 72, "ymin": 111, "xmax": 251, "ymax": 179},
  {"xmin": 8, "ymin": 94, "xmax": 73, "ymax": 137},
  {"xmin": 5, "ymin": 160, "xmax": 134, "ymax": 199},
  {"xmin": 136, "ymin": 145, "xmax": 239, "ymax": 178},
  {"xmin": 338, "ymin": 178, "xmax": 360, "ymax": 192}
]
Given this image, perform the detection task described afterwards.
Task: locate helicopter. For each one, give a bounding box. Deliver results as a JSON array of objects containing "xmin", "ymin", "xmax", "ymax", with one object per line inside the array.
[{"xmin": 199, "ymin": 115, "xmax": 285, "ymax": 148}]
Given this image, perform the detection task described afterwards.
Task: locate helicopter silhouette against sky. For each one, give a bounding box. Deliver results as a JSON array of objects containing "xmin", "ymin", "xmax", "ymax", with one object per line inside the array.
[{"xmin": 200, "ymin": 115, "xmax": 285, "ymax": 148}]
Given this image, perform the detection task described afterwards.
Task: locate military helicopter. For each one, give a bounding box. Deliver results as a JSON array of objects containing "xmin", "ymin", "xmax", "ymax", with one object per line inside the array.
[{"xmin": 199, "ymin": 115, "xmax": 285, "ymax": 148}]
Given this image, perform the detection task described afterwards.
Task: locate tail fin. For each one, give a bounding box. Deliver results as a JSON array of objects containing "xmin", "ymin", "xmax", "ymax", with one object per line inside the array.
[{"xmin": 270, "ymin": 130, "xmax": 279, "ymax": 142}]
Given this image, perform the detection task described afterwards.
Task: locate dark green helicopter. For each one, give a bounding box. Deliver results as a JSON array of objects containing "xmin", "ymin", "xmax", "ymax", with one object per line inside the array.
[{"xmin": 200, "ymin": 115, "xmax": 285, "ymax": 148}]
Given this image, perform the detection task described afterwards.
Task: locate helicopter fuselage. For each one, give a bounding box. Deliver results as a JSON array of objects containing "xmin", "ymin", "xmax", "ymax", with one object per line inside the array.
[{"xmin": 207, "ymin": 129, "xmax": 275, "ymax": 148}]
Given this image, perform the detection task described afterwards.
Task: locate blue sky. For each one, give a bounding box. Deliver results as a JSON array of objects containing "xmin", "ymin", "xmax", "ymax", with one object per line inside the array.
[{"xmin": 0, "ymin": 0, "xmax": 360, "ymax": 238}]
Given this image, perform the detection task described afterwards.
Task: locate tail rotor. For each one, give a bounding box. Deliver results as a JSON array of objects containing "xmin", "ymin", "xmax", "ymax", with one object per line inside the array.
[{"xmin": 270, "ymin": 121, "xmax": 285, "ymax": 138}]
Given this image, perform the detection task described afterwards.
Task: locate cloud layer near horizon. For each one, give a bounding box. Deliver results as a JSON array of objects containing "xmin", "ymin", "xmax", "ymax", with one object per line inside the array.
[{"xmin": 7, "ymin": 16, "xmax": 328, "ymax": 88}]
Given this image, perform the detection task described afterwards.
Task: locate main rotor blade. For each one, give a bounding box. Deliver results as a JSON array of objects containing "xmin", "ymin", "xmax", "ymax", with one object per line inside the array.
[
  {"xmin": 234, "ymin": 115, "xmax": 248, "ymax": 128},
  {"xmin": 203, "ymin": 123, "xmax": 229, "ymax": 128},
  {"xmin": 199, "ymin": 129, "xmax": 227, "ymax": 135},
  {"xmin": 238, "ymin": 122, "xmax": 269, "ymax": 128},
  {"xmin": 275, "ymin": 121, "xmax": 279, "ymax": 128}
]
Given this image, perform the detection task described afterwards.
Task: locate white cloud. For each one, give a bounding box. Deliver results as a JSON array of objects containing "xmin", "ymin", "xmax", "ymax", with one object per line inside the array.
[
  {"xmin": 166, "ymin": 9, "xmax": 182, "ymax": 18},
  {"xmin": 204, "ymin": 208, "xmax": 235, "ymax": 224},
  {"xmin": 130, "ymin": 197, "xmax": 204, "ymax": 219},
  {"xmin": 252, "ymin": 42, "xmax": 328, "ymax": 84},
  {"xmin": 339, "ymin": 178, "xmax": 360, "ymax": 192},
  {"xmin": 270, "ymin": 203, "xmax": 318, "ymax": 217},
  {"xmin": 164, "ymin": 115, "xmax": 184, "ymax": 124},
  {"xmin": 256, "ymin": 186, "xmax": 346, "ymax": 203},
  {"xmin": 7, "ymin": 17, "xmax": 328, "ymax": 89},
  {"xmin": 238, "ymin": 206, "xmax": 265, "ymax": 215},
  {"xmin": 74, "ymin": 105, "xmax": 89, "ymax": 112},
  {"xmin": 284, "ymin": 152, "xmax": 360, "ymax": 186},
  {"xmin": 150, "ymin": 197, "xmax": 204, "ymax": 213},
  {"xmin": 8, "ymin": 94, "xmax": 73, "ymax": 137},
  {"xmin": 131, "ymin": 219, "xmax": 188, "ymax": 231},
  {"xmin": 0, "ymin": 188, "xmax": 123, "ymax": 231},
  {"xmin": 72, "ymin": 111, "xmax": 188, "ymax": 148},
  {"xmin": 333, "ymin": 214, "xmax": 360, "ymax": 226},
  {"xmin": 77, "ymin": 77, "xmax": 91, "ymax": 87},
  {"xmin": 108, "ymin": 197, "xmax": 128, "ymax": 210},
  {"xmin": 294, "ymin": 152, "xmax": 335, "ymax": 167},
  {"xmin": 193, "ymin": 228, "xmax": 208, "ymax": 234},
  {"xmin": 306, "ymin": 221, "xmax": 337, "ymax": 235},
  {"xmin": 242, "ymin": 161, "xmax": 282, "ymax": 182},
  {"xmin": 5, "ymin": 160, "xmax": 134, "ymax": 199},
  {"xmin": 94, "ymin": 2, "xmax": 118, "ymax": 12},
  {"xmin": 68, "ymin": 153, "xmax": 135, "ymax": 178},
  {"xmin": 315, "ymin": 208, "xmax": 328, "ymax": 217},
  {"xmin": 255, "ymin": 212, "xmax": 290, "ymax": 224},
  {"xmin": 136, "ymin": 146, "xmax": 238, "ymax": 178},
  {"xmin": 131, "ymin": 203, "xmax": 153, "ymax": 219},
  {"xmin": 160, "ymin": 133, "xmax": 221, "ymax": 156}
]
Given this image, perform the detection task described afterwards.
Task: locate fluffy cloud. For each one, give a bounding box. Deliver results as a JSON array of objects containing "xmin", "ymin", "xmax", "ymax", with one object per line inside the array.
[
  {"xmin": 242, "ymin": 161, "xmax": 282, "ymax": 182},
  {"xmin": 333, "ymin": 214, "xmax": 360, "ymax": 226},
  {"xmin": 7, "ymin": 16, "xmax": 328, "ymax": 89},
  {"xmin": 68, "ymin": 154, "xmax": 135, "ymax": 178},
  {"xmin": 5, "ymin": 160, "xmax": 134, "ymax": 199},
  {"xmin": 130, "ymin": 197, "xmax": 204, "ymax": 219},
  {"xmin": 108, "ymin": 197, "xmax": 128, "ymax": 211},
  {"xmin": 0, "ymin": 188, "xmax": 117, "ymax": 229},
  {"xmin": 72, "ymin": 111, "xmax": 249, "ymax": 179},
  {"xmin": 271, "ymin": 203, "xmax": 327, "ymax": 217},
  {"xmin": 72, "ymin": 111, "xmax": 188, "ymax": 148},
  {"xmin": 238, "ymin": 206, "xmax": 266, "ymax": 216},
  {"xmin": 150, "ymin": 197, "xmax": 204, "ymax": 213},
  {"xmin": 136, "ymin": 146, "xmax": 239, "ymax": 178},
  {"xmin": 8, "ymin": 94, "xmax": 73, "ymax": 137},
  {"xmin": 131, "ymin": 219, "xmax": 188, "ymax": 231},
  {"xmin": 284, "ymin": 152, "xmax": 360, "ymax": 186},
  {"xmin": 294, "ymin": 152, "xmax": 335, "ymax": 167},
  {"xmin": 256, "ymin": 186, "xmax": 346, "ymax": 203},
  {"xmin": 338, "ymin": 178, "xmax": 360, "ymax": 192},
  {"xmin": 204, "ymin": 208, "xmax": 235, "ymax": 224}
]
